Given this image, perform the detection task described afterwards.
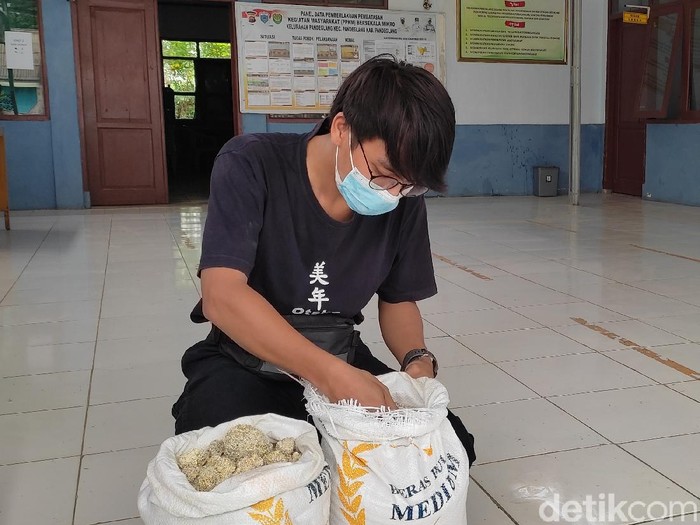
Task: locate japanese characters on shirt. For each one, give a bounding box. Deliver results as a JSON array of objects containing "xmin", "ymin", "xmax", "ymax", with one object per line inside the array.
[{"xmin": 292, "ymin": 261, "xmax": 341, "ymax": 316}]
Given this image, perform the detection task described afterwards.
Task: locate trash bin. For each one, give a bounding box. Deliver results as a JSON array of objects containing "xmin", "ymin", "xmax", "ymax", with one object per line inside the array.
[{"xmin": 533, "ymin": 166, "xmax": 559, "ymax": 197}]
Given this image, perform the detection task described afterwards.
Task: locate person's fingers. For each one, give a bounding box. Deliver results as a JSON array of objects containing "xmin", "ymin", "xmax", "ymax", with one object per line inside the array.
[{"xmin": 381, "ymin": 382, "xmax": 398, "ymax": 410}]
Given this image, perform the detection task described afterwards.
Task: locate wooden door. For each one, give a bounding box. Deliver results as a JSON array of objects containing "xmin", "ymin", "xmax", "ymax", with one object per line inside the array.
[
  {"xmin": 605, "ymin": 20, "xmax": 648, "ymax": 197},
  {"xmin": 75, "ymin": 0, "xmax": 167, "ymax": 205}
]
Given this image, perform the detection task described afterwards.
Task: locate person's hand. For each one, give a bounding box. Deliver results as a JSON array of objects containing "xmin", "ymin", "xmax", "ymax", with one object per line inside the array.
[
  {"xmin": 318, "ymin": 360, "xmax": 398, "ymax": 410},
  {"xmin": 404, "ymin": 356, "xmax": 435, "ymax": 380}
]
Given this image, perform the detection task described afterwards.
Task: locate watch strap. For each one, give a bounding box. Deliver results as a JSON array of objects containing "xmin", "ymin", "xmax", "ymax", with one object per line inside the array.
[{"xmin": 401, "ymin": 348, "xmax": 438, "ymax": 376}]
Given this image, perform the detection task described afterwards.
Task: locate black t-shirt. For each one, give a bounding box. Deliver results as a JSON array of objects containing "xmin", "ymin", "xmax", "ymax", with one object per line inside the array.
[{"xmin": 198, "ymin": 121, "xmax": 437, "ymax": 320}]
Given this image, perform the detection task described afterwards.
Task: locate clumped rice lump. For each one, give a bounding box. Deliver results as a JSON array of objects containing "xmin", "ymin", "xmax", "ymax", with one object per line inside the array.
[{"xmin": 176, "ymin": 424, "xmax": 302, "ymax": 491}]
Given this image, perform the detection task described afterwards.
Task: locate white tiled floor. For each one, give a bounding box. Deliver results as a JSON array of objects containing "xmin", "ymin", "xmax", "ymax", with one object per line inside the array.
[{"xmin": 2, "ymin": 194, "xmax": 700, "ymax": 524}]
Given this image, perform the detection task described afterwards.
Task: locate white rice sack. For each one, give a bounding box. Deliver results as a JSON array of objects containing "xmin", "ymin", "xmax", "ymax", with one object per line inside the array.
[
  {"xmin": 138, "ymin": 414, "xmax": 331, "ymax": 525},
  {"xmin": 305, "ymin": 372, "xmax": 469, "ymax": 525}
]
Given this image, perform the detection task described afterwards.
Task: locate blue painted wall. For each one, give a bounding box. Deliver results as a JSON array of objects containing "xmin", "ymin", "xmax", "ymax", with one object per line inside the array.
[
  {"xmin": 2, "ymin": 1, "xmax": 83, "ymax": 209},
  {"xmin": 446, "ymin": 124, "xmax": 604, "ymax": 196},
  {"xmin": 645, "ymin": 124, "xmax": 700, "ymax": 207},
  {"xmin": 43, "ymin": 0, "xmax": 84, "ymax": 209},
  {"xmin": 243, "ymin": 117, "xmax": 605, "ymax": 197},
  {"xmin": 3, "ymin": 122, "xmax": 55, "ymax": 208}
]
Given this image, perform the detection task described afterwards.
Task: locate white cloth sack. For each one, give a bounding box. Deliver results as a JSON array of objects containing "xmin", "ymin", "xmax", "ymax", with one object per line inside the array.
[
  {"xmin": 138, "ymin": 414, "xmax": 331, "ymax": 525},
  {"xmin": 305, "ymin": 372, "xmax": 469, "ymax": 525}
]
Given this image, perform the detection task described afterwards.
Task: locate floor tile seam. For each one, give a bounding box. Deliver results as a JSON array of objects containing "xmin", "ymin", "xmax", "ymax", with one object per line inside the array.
[
  {"xmin": 88, "ymin": 517, "xmax": 142, "ymax": 525},
  {"xmin": 634, "ymin": 512, "xmax": 700, "ymax": 524},
  {"xmin": 166, "ymin": 218, "xmax": 201, "ymax": 288},
  {"xmin": 612, "ymin": 443, "xmax": 700, "ymax": 503},
  {"xmin": 660, "ymin": 382, "xmax": 700, "ymax": 405},
  {"xmin": 487, "ymin": 348, "xmax": 617, "ymax": 365},
  {"xmin": 544, "ymin": 383, "xmax": 671, "ymax": 401},
  {"xmin": 0, "ymin": 222, "xmax": 58, "ymax": 304},
  {"xmin": 420, "ymin": 305, "xmax": 504, "ymax": 316},
  {"xmin": 87, "ymin": 394, "xmax": 177, "ymax": 408},
  {"xmin": 467, "ymin": 476, "xmax": 520, "ymax": 524},
  {"xmin": 438, "ymin": 362, "xmax": 489, "ymax": 369},
  {"xmin": 524, "ymin": 219, "xmax": 580, "ymax": 234},
  {"xmin": 73, "ymin": 217, "xmax": 112, "ymax": 525},
  {"xmin": 98, "ymin": 308, "xmax": 199, "ymax": 321},
  {"xmin": 0, "ymin": 296, "xmax": 104, "ymax": 308},
  {"xmin": 2, "ymin": 370, "xmax": 93, "ymax": 380},
  {"xmin": 475, "ymin": 441, "xmax": 629, "ymax": 467},
  {"xmin": 80, "ymin": 443, "xmax": 160, "ymax": 458},
  {"xmin": 0, "ymin": 314, "xmax": 102, "ymax": 328},
  {"xmin": 425, "ymin": 323, "xmax": 548, "ymax": 338},
  {"xmin": 0, "ymin": 453, "xmax": 81, "ymax": 468},
  {"xmin": 448, "ymin": 395, "xmax": 543, "ymax": 410},
  {"xmin": 617, "ymin": 430, "xmax": 700, "ymax": 447},
  {"xmin": 488, "ymin": 297, "xmax": 584, "ymax": 308},
  {"xmin": 93, "ymin": 329, "xmax": 209, "ymax": 343},
  {"xmin": 470, "ymin": 442, "xmax": 611, "ymax": 467},
  {"xmin": 0, "ymin": 404, "xmax": 86, "ymax": 417}
]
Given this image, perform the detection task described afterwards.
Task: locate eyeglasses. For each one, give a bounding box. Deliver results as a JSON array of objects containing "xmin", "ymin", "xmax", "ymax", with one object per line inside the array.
[{"xmin": 357, "ymin": 142, "xmax": 429, "ymax": 197}]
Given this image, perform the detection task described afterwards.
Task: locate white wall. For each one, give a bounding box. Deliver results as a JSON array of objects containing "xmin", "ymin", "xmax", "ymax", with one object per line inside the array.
[{"xmin": 388, "ymin": 0, "xmax": 608, "ymax": 125}]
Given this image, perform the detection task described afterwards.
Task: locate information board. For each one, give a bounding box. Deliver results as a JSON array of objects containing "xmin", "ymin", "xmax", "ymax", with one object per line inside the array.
[
  {"xmin": 458, "ymin": 0, "xmax": 567, "ymax": 64},
  {"xmin": 235, "ymin": 2, "xmax": 444, "ymax": 113}
]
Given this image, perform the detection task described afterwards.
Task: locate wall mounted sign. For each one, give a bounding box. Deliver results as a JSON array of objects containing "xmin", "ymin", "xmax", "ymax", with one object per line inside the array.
[
  {"xmin": 458, "ymin": 0, "xmax": 567, "ymax": 64},
  {"xmin": 235, "ymin": 2, "xmax": 445, "ymax": 113},
  {"xmin": 4, "ymin": 31, "xmax": 34, "ymax": 70},
  {"xmin": 623, "ymin": 5, "xmax": 650, "ymax": 25}
]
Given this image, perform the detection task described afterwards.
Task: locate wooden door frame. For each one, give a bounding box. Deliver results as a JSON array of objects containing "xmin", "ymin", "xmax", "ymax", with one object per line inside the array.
[
  {"xmin": 72, "ymin": 0, "xmax": 242, "ymax": 204},
  {"xmin": 71, "ymin": 1, "xmax": 89, "ymax": 195},
  {"xmin": 603, "ymin": 17, "xmax": 621, "ymax": 191},
  {"xmin": 156, "ymin": 0, "xmax": 241, "ymax": 134},
  {"xmin": 604, "ymin": 15, "xmax": 650, "ymax": 196}
]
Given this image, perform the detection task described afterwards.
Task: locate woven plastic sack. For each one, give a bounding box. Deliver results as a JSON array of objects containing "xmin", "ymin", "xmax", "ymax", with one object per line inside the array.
[
  {"xmin": 304, "ymin": 372, "xmax": 469, "ymax": 525},
  {"xmin": 138, "ymin": 414, "xmax": 331, "ymax": 525}
]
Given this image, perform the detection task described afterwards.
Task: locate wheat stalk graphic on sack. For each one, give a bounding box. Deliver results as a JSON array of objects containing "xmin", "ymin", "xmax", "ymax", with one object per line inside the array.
[
  {"xmin": 249, "ymin": 496, "xmax": 293, "ymax": 525},
  {"xmin": 337, "ymin": 441, "xmax": 380, "ymax": 525}
]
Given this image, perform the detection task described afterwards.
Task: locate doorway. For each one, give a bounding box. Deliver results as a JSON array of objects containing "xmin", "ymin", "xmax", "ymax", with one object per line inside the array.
[
  {"xmin": 158, "ymin": 2, "xmax": 236, "ymax": 203},
  {"xmin": 604, "ymin": 18, "xmax": 648, "ymax": 197}
]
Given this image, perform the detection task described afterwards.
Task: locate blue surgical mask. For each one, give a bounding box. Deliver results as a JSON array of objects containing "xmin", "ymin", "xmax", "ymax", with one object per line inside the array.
[{"xmin": 334, "ymin": 135, "xmax": 400, "ymax": 216}]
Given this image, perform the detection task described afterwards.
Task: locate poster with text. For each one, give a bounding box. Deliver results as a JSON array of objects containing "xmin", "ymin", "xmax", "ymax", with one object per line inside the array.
[
  {"xmin": 236, "ymin": 2, "xmax": 444, "ymax": 113},
  {"xmin": 458, "ymin": 0, "xmax": 567, "ymax": 63}
]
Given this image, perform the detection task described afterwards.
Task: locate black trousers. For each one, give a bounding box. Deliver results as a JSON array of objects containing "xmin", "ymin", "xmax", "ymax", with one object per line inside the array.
[{"xmin": 172, "ymin": 334, "xmax": 476, "ymax": 467}]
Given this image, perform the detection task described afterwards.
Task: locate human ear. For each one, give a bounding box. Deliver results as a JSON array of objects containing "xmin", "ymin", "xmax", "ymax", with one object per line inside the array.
[{"xmin": 330, "ymin": 112, "xmax": 349, "ymax": 147}]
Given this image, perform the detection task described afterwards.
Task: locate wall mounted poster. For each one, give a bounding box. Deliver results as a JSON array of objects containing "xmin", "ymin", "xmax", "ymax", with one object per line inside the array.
[
  {"xmin": 235, "ymin": 2, "xmax": 444, "ymax": 113},
  {"xmin": 458, "ymin": 0, "xmax": 567, "ymax": 63}
]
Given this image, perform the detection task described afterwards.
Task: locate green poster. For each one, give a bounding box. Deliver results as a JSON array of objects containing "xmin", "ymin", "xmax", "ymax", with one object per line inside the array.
[{"xmin": 459, "ymin": 0, "xmax": 567, "ymax": 63}]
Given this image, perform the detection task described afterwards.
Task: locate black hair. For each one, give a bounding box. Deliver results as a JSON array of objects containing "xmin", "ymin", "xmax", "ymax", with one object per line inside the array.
[{"xmin": 328, "ymin": 55, "xmax": 455, "ymax": 193}]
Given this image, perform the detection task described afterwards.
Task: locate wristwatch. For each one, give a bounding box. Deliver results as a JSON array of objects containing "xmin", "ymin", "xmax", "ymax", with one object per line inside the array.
[{"xmin": 401, "ymin": 348, "xmax": 438, "ymax": 377}]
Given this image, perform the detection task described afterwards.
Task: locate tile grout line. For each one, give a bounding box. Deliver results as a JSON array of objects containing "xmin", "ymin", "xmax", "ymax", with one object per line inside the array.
[
  {"xmin": 467, "ymin": 476, "xmax": 520, "ymax": 524},
  {"xmin": 0, "ymin": 219, "xmax": 58, "ymax": 305},
  {"xmin": 166, "ymin": 214, "xmax": 201, "ymax": 295},
  {"xmin": 72, "ymin": 216, "xmax": 113, "ymax": 525}
]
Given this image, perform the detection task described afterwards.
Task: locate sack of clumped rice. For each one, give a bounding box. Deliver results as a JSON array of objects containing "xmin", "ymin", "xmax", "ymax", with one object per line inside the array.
[
  {"xmin": 304, "ymin": 372, "xmax": 469, "ymax": 525},
  {"xmin": 138, "ymin": 414, "xmax": 331, "ymax": 525}
]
